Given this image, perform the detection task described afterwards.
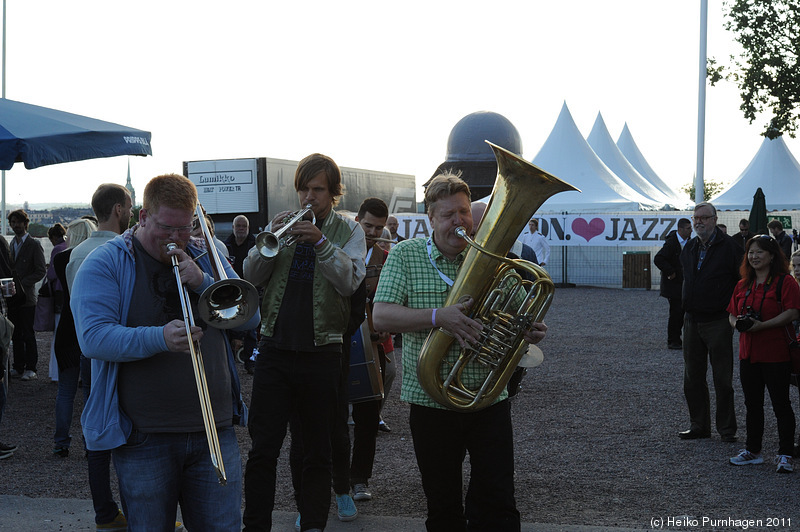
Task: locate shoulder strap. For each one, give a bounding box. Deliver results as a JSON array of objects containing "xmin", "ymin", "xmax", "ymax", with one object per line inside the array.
[{"xmin": 777, "ymin": 273, "xmax": 785, "ymax": 304}]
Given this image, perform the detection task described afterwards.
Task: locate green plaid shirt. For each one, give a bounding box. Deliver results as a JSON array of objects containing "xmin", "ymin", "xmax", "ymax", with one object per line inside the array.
[{"xmin": 374, "ymin": 235, "xmax": 508, "ymax": 409}]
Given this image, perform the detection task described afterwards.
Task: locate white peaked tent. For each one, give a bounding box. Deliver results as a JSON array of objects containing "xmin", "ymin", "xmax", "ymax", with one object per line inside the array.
[
  {"xmin": 616, "ymin": 122, "xmax": 685, "ymax": 204},
  {"xmin": 587, "ymin": 112, "xmax": 679, "ymax": 207},
  {"xmin": 710, "ymin": 135, "xmax": 800, "ymax": 210},
  {"xmin": 531, "ymin": 102, "xmax": 664, "ymax": 213}
]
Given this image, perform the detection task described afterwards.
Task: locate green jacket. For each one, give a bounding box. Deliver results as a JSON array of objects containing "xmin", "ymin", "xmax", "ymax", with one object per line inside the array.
[{"xmin": 244, "ymin": 211, "xmax": 366, "ymax": 347}]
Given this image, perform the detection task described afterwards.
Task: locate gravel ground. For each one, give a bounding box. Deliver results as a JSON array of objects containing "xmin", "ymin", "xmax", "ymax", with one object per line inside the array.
[{"xmin": 2, "ymin": 287, "xmax": 799, "ymax": 531}]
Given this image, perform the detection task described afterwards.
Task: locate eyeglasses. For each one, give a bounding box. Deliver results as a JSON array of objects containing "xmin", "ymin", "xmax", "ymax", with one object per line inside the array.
[
  {"xmin": 691, "ymin": 215, "xmax": 716, "ymax": 223},
  {"xmin": 153, "ymin": 216, "xmax": 198, "ymax": 235}
]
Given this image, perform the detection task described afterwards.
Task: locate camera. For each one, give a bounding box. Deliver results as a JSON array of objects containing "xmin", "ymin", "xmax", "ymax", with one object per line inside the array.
[{"xmin": 735, "ymin": 307, "xmax": 762, "ymax": 332}]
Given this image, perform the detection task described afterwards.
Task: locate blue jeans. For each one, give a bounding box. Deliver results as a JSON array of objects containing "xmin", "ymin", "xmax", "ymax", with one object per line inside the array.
[
  {"xmin": 113, "ymin": 426, "xmax": 242, "ymax": 532},
  {"xmin": 54, "ymin": 365, "xmax": 82, "ymax": 448}
]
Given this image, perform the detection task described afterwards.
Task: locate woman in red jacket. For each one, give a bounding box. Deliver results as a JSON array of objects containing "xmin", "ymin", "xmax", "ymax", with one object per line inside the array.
[{"xmin": 728, "ymin": 235, "xmax": 799, "ymax": 473}]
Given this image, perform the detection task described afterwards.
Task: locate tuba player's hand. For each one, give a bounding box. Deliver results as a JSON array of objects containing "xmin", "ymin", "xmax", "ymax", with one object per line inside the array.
[
  {"xmin": 434, "ymin": 298, "xmax": 483, "ymax": 348},
  {"xmin": 523, "ymin": 321, "xmax": 547, "ymax": 344}
]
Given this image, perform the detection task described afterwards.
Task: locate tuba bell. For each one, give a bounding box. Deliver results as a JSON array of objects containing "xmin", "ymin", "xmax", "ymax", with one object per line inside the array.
[{"xmin": 416, "ymin": 142, "xmax": 579, "ymax": 412}]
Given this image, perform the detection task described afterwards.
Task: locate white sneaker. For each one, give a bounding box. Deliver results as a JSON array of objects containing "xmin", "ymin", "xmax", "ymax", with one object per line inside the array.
[
  {"xmin": 21, "ymin": 370, "xmax": 37, "ymax": 381},
  {"xmin": 353, "ymin": 483, "xmax": 372, "ymax": 501},
  {"xmin": 730, "ymin": 449, "xmax": 763, "ymax": 465},
  {"xmin": 776, "ymin": 455, "xmax": 794, "ymax": 473}
]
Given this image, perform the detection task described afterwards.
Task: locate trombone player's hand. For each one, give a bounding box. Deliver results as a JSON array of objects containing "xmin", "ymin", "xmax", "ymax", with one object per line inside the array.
[
  {"xmin": 163, "ymin": 319, "xmax": 204, "ymax": 352},
  {"xmin": 166, "ymin": 245, "xmax": 205, "ymax": 290}
]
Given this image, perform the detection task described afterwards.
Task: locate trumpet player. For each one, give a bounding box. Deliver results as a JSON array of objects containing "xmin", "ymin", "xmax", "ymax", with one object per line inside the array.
[
  {"xmin": 242, "ymin": 153, "xmax": 366, "ymax": 532},
  {"xmin": 71, "ymin": 173, "xmax": 260, "ymax": 531},
  {"xmin": 372, "ymin": 172, "xmax": 547, "ymax": 532}
]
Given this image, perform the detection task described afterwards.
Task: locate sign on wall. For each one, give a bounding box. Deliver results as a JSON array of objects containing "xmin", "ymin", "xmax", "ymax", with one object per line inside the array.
[
  {"xmin": 394, "ymin": 213, "xmax": 693, "ymax": 246},
  {"xmin": 186, "ymin": 158, "xmax": 259, "ymax": 214}
]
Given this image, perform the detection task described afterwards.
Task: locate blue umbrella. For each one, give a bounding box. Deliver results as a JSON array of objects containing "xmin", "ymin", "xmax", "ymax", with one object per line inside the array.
[{"xmin": 0, "ymin": 98, "xmax": 152, "ymax": 170}]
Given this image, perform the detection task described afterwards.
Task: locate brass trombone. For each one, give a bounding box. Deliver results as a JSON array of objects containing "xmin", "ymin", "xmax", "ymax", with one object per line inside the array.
[
  {"xmin": 256, "ymin": 204, "xmax": 315, "ymax": 258},
  {"xmin": 167, "ymin": 205, "xmax": 259, "ymax": 485},
  {"xmin": 194, "ymin": 211, "xmax": 259, "ymax": 329}
]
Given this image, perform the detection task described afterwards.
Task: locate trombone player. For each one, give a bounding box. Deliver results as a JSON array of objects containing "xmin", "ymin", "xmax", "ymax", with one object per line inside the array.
[
  {"xmin": 72, "ymin": 173, "xmax": 260, "ymax": 531},
  {"xmin": 242, "ymin": 153, "xmax": 366, "ymax": 532},
  {"xmin": 372, "ymin": 172, "xmax": 547, "ymax": 531}
]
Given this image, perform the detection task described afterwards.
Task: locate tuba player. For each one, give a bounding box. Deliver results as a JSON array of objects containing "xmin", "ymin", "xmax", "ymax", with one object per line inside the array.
[{"xmin": 372, "ymin": 172, "xmax": 547, "ymax": 531}]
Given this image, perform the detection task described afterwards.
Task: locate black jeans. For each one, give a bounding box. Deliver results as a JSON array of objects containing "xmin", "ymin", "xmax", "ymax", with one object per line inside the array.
[
  {"xmin": 740, "ymin": 358, "xmax": 796, "ymax": 456},
  {"xmin": 289, "ymin": 342, "xmax": 351, "ymax": 498},
  {"xmin": 243, "ymin": 349, "xmax": 340, "ymax": 532},
  {"xmin": 9, "ymin": 305, "xmax": 37, "ymax": 373},
  {"xmin": 350, "ymin": 398, "xmax": 380, "ymax": 485},
  {"xmin": 667, "ymin": 297, "xmax": 684, "ymax": 344},
  {"xmin": 409, "ymin": 401, "xmax": 519, "ymax": 532},
  {"xmin": 682, "ymin": 316, "xmax": 737, "ymax": 436}
]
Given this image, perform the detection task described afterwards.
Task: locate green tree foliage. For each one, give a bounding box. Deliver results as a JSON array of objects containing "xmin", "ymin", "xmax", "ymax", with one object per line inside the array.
[
  {"xmin": 681, "ymin": 180, "xmax": 725, "ymax": 202},
  {"xmin": 28, "ymin": 222, "xmax": 49, "ymax": 238},
  {"xmin": 707, "ymin": 0, "xmax": 800, "ymax": 139}
]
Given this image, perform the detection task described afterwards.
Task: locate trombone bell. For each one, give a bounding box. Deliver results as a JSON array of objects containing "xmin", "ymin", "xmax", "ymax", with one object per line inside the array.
[{"xmin": 198, "ymin": 278, "xmax": 260, "ymax": 329}]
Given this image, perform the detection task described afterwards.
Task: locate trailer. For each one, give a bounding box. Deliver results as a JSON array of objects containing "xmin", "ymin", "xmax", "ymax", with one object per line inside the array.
[{"xmin": 183, "ymin": 157, "xmax": 416, "ymax": 238}]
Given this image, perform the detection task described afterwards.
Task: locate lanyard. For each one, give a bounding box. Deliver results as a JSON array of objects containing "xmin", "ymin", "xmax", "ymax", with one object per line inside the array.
[
  {"xmin": 426, "ymin": 238, "xmax": 455, "ymax": 287},
  {"xmin": 741, "ymin": 276, "xmax": 772, "ymax": 316}
]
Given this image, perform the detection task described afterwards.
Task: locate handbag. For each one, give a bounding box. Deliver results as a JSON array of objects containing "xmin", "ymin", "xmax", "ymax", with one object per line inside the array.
[
  {"xmin": 774, "ymin": 274, "xmax": 800, "ymax": 379},
  {"xmin": 33, "ymin": 279, "xmax": 55, "ymax": 332},
  {"xmin": 790, "ymin": 341, "xmax": 800, "ymax": 376}
]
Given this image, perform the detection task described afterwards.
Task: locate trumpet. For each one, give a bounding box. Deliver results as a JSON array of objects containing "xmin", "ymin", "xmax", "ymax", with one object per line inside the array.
[{"xmin": 256, "ymin": 204, "xmax": 316, "ymax": 258}]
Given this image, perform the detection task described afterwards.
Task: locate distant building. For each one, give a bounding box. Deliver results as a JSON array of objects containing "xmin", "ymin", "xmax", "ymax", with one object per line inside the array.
[{"xmin": 126, "ymin": 160, "xmax": 137, "ymax": 206}]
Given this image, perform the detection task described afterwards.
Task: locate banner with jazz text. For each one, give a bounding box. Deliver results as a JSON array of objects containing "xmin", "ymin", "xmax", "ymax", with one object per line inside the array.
[{"xmin": 394, "ymin": 213, "xmax": 692, "ymax": 247}]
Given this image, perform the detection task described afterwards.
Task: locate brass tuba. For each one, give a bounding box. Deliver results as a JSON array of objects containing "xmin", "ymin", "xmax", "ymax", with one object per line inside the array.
[{"xmin": 416, "ymin": 142, "xmax": 579, "ymax": 412}]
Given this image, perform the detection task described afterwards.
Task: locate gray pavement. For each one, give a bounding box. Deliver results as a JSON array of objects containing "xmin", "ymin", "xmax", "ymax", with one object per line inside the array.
[{"xmin": 0, "ymin": 495, "xmax": 648, "ymax": 531}]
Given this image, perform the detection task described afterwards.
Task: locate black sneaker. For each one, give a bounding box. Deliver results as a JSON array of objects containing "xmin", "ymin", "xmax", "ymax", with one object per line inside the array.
[
  {"xmin": 52, "ymin": 446, "xmax": 69, "ymax": 458},
  {"xmin": 0, "ymin": 442, "xmax": 17, "ymax": 453}
]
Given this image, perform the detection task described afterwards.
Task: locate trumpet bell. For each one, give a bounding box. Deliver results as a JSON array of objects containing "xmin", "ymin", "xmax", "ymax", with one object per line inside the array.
[
  {"xmin": 198, "ymin": 278, "xmax": 260, "ymax": 330},
  {"xmin": 255, "ymin": 231, "xmax": 280, "ymax": 259}
]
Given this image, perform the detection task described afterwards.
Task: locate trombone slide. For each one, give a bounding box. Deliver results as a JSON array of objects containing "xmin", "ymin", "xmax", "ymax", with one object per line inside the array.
[{"xmin": 168, "ymin": 243, "xmax": 227, "ymax": 485}]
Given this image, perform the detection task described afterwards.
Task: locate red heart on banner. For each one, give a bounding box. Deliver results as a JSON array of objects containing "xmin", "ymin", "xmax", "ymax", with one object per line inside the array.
[{"xmin": 571, "ymin": 218, "xmax": 605, "ymax": 242}]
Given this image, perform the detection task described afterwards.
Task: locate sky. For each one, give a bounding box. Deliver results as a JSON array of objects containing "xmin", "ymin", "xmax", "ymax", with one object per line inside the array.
[{"xmin": 3, "ymin": 0, "xmax": 799, "ymax": 207}]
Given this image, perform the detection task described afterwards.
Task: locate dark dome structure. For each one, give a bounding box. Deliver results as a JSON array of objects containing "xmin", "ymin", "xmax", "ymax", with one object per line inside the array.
[
  {"xmin": 427, "ymin": 111, "xmax": 523, "ymax": 203},
  {"xmin": 445, "ymin": 111, "xmax": 523, "ymax": 162}
]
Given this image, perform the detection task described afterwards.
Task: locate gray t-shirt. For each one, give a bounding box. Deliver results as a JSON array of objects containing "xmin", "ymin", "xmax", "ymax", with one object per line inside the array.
[{"xmin": 118, "ymin": 237, "xmax": 231, "ymax": 433}]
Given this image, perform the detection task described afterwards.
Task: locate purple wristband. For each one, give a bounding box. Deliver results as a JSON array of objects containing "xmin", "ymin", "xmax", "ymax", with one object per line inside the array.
[
  {"xmin": 432, "ymin": 308, "xmax": 437, "ymax": 327},
  {"xmin": 315, "ymin": 235, "xmax": 327, "ymax": 247}
]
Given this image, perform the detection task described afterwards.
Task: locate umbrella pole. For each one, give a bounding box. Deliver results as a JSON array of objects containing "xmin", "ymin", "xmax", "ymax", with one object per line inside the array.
[{"xmin": 2, "ymin": 0, "xmax": 7, "ymax": 237}]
